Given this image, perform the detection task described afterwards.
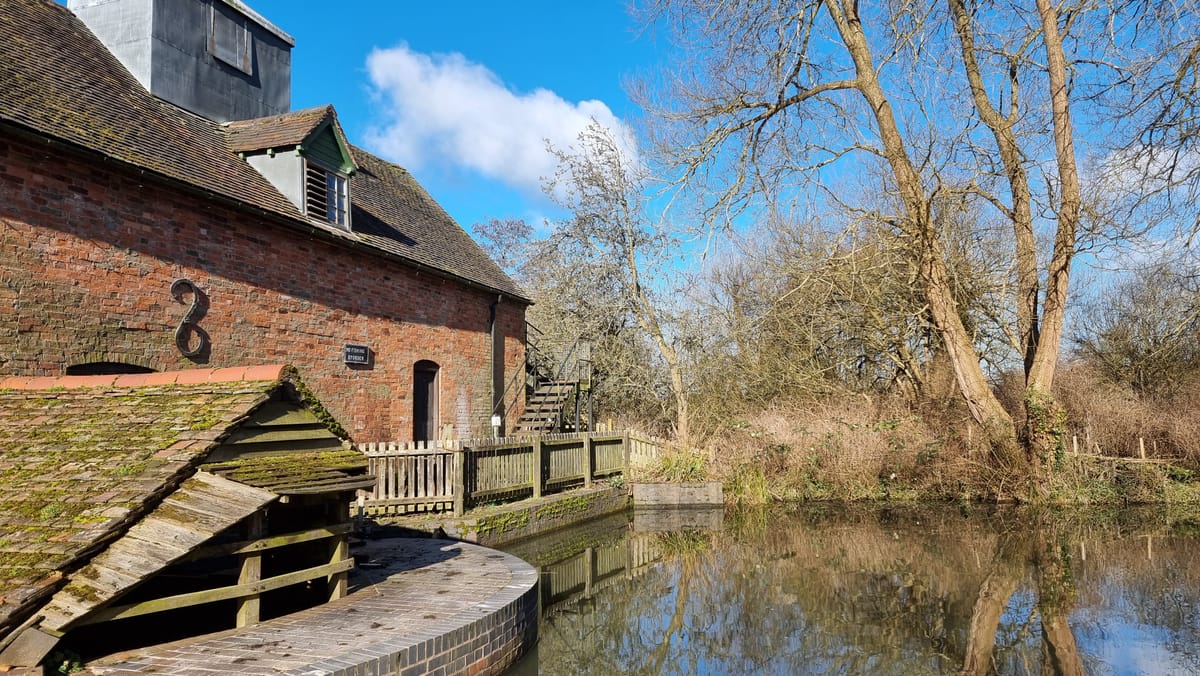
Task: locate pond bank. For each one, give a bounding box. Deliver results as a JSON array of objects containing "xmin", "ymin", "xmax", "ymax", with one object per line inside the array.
[{"xmin": 717, "ymin": 450, "xmax": 1200, "ymax": 505}]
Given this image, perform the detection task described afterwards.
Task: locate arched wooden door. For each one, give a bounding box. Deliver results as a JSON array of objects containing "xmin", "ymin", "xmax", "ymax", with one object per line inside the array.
[{"xmin": 413, "ymin": 360, "xmax": 440, "ymax": 442}]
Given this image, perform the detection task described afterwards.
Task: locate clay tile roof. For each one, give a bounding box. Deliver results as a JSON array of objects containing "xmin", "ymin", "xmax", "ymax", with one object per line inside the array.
[
  {"xmin": 0, "ymin": 365, "xmax": 289, "ymax": 391},
  {"xmin": 349, "ymin": 147, "xmax": 526, "ymax": 298},
  {"xmin": 225, "ymin": 105, "xmax": 336, "ymax": 153},
  {"xmin": 0, "ymin": 365, "xmax": 292, "ymax": 637},
  {"xmin": 0, "ymin": 0, "xmax": 527, "ymax": 302}
]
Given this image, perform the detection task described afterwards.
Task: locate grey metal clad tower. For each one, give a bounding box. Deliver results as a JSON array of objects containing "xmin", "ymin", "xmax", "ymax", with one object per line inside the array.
[{"xmin": 68, "ymin": 0, "xmax": 294, "ymax": 122}]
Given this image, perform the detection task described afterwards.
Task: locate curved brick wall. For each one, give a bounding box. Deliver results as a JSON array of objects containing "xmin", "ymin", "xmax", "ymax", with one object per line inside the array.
[{"xmin": 87, "ymin": 540, "xmax": 540, "ymax": 675}]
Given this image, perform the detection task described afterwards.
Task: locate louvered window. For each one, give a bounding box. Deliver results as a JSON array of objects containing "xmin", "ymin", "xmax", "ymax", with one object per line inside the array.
[{"xmin": 305, "ymin": 163, "xmax": 349, "ymax": 228}]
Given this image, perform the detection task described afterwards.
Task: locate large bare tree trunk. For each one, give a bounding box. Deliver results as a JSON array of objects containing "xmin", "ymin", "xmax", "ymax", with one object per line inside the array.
[
  {"xmin": 825, "ymin": 0, "xmax": 1024, "ymax": 473},
  {"xmin": 1029, "ymin": 0, "xmax": 1080, "ymax": 394},
  {"xmin": 948, "ymin": 0, "xmax": 1040, "ymax": 377},
  {"xmin": 947, "ymin": 0, "xmax": 1081, "ymax": 485}
]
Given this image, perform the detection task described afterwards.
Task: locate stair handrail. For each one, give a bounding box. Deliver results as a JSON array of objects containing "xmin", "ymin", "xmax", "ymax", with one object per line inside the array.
[
  {"xmin": 526, "ymin": 323, "xmax": 592, "ymax": 385},
  {"xmin": 523, "ymin": 321, "xmax": 595, "ymax": 432}
]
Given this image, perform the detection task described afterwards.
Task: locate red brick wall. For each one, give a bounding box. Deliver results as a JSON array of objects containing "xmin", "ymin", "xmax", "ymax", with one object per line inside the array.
[{"xmin": 0, "ymin": 133, "xmax": 526, "ymax": 441}]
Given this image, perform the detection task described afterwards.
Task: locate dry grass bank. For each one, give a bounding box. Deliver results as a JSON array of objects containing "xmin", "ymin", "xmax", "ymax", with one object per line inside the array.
[
  {"xmin": 692, "ymin": 391, "xmax": 988, "ymax": 503},
  {"xmin": 667, "ymin": 376, "xmax": 1200, "ymax": 505}
]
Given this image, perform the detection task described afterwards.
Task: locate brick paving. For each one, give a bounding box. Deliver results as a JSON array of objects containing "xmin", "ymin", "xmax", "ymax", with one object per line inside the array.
[{"xmin": 85, "ymin": 538, "xmax": 539, "ymax": 676}]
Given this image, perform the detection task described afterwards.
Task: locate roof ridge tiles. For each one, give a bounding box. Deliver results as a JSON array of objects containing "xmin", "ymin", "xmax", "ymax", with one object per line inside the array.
[{"xmin": 0, "ymin": 365, "xmax": 290, "ymax": 391}]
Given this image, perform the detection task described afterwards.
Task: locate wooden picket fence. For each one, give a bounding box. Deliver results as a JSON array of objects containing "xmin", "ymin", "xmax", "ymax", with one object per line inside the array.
[{"xmin": 358, "ymin": 431, "xmax": 664, "ymax": 516}]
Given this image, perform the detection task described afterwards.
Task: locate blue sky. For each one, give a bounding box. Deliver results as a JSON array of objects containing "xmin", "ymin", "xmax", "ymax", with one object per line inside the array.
[{"xmin": 246, "ymin": 1, "xmax": 658, "ymax": 232}]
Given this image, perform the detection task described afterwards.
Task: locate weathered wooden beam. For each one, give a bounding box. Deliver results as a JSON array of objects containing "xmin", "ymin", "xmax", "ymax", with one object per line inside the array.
[
  {"xmin": 185, "ymin": 523, "xmax": 353, "ymax": 560},
  {"xmin": 583, "ymin": 434, "xmax": 594, "ymax": 489},
  {"xmin": 452, "ymin": 450, "xmax": 466, "ymax": 516},
  {"xmin": 327, "ymin": 533, "xmax": 348, "ymax": 602},
  {"xmin": 360, "ymin": 496, "xmax": 452, "ymax": 508},
  {"xmin": 221, "ymin": 425, "xmax": 342, "ymax": 445},
  {"xmin": 236, "ymin": 512, "xmax": 265, "ymax": 628},
  {"xmin": 76, "ymin": 558, "xmax": 356, "ymax": 626}
]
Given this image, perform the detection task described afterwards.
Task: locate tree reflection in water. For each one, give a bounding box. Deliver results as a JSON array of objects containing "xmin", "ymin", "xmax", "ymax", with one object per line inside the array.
[{"xmin": 513, "ymin": 506, "xmax": 1200, "ymax": 675}]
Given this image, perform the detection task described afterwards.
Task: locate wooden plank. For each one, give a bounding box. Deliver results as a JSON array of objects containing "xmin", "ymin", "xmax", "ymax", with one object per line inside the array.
[
  {"xmin": 359, "ymin": 447, "xmax": 459, "ymax": 457},
  {"xmin": 76, "ymin": 558, "xmax": 357, "ymax": 626},
  {"xmin": 277, "ymin": 477, "xmax": 378, "ymax": 495},
  {"xmin": 236, "ymin": 513, "xmax": 265, "ymax": 627},
  {"xmin": 240, "ymin": 401, "xmax": 325, "ymax": 427},
  {"xmin": 327, "ymin": 534, "xmax": 348, "ymax": 602},
  {"xmin": 362, "ymin": 496, "xmax": 451, "ymax": 509},
  {"xmin": 186, "ymin": 523, "xmax": 353, "ymax": 560},
  {"xmin": 221, "ymin": 425, "xmax": 342, "ymax": 445},
  {"xmin": 43, "ymin": 472, "xmax": 275, "ymax": 632},
  {"xmin": 206, "ymin": 438, "xmax": 349, "ymax": 460},
  {"xmin": 584, "ymin": 435, "xmax": 594, "ymax": 488},
  {"xmin": 152, "ymin": 498, "xmax": 249, "ymax": 534},
  {"xmin": 452, "ymin": 450, "xmax": 465, "ymax": 516}
]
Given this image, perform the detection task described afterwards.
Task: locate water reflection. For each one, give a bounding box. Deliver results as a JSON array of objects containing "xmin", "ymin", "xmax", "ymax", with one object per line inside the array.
[{"xmin": 504, "ymin": 505, "xmax": 1200, "ymax": 675}]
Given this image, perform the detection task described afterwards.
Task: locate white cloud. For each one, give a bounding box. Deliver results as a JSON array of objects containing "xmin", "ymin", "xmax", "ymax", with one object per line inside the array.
[{"xmin": 364, "ymin": 44, "xmax": 633, "ymax": 196}]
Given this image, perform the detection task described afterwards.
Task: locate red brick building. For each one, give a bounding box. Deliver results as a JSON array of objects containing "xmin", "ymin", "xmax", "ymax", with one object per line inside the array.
[{"xmin": 0, "ymin": 0, "xmax": 530, "ymax": 441}]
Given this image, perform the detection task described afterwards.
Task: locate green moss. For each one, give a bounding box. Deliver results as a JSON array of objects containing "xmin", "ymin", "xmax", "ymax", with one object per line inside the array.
[
  {"xmin": 38, "ymin": 503, "xmax": 66, "ymax": 520},
  {"xmin": 0, "ymin": 552, "xmax": 50, "ymax": 579},
  {"xmin": 61, "ymin": 581, "xmax": 102, "ymax": 603},
  {"xmin": 474, "ymin": 510, "xmax": 529, "ymax": 536},
  {"xmin": 201, "ymin": 449, "xmax": 365, "ymax": 484},
  {"xmin": 1025, "ymin": 388, "xmax": 1068, "ymax": 468},
  {"xmin": 114, "ymin": 461, "xmax": 149, "ymax": 476},
  {"xmin": 290, "ymin": 377, "xmax": 350, "ymax": 441},
  {"xmin": 534, "ymin": 492, "xmax": 604, "ymax": 520}
]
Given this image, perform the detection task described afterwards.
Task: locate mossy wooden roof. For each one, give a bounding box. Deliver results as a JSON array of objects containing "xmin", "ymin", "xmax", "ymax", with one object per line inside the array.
[
  {"xmin": 0, "ymin": 365, "xmax": 366, "ymax": 642},
  {"xmin": 203, "ymin": 449, "xmax": 375, "ymax": 495}
]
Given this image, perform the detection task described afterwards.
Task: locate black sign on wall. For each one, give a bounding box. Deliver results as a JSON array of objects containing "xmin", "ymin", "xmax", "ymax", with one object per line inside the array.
[{"xmin": 343, "ymin": 343, "xmax": 372, "ymax": 366}]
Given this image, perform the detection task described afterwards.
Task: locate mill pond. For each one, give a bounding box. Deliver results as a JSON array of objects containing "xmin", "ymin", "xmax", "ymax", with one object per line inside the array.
[{"xmin": 503, "ymin": 505, "xmax": 1200, "ymax": 675}]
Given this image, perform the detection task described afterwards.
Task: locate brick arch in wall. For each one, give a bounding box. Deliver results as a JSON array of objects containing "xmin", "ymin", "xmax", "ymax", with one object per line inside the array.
[
  {"xmin": 63, "ymin": 351, "xmax": 157, "ymax": 376},
  {"xmin": 65, "ymin": 361, "xmax": 157, "ymax": 375}
]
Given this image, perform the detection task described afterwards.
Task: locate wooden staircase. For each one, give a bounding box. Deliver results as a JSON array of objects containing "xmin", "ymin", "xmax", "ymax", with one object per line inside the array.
[{"xmin": 514, "ymin": 381, "xmax": 577, "ymax": 434}]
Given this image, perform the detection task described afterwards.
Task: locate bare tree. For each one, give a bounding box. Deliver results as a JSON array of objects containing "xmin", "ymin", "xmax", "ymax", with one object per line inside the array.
[
  {"xmin": 1074, "ymin": 256, "xmax": 1200, "ymax": 397},
  {"xmin": 542, "ymin": 122, "xmax": 693, "ymax": 441},
  {"xmin": 472, "ymin": 215, "xmax": 675, "ymax": 429},
  {"xmin": 635, "ymin": 0, "xmax": 1200, "ymax": 492}
]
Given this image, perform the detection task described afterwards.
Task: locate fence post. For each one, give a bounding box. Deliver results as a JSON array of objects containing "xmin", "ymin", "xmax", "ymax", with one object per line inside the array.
[
  {"xmin": 532, "ymin": 437, "xmax": 544, "ymax": 499},
  {"xmin": 583, "ymin": 433, "xmax": 594, "ymax": 488},
  {"xmin": 623, "ymin": 430, "xmax": 631, "ymax": 477},
  {"xmin": 453, "ymin": 445, "xmax": 466, "ymax": 516}
]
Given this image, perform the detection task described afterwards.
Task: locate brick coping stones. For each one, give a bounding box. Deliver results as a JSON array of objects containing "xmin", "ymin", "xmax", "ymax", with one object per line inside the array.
[{"xmin": 85, "ymin": 538, "xmax": 539, "ymax": 676}]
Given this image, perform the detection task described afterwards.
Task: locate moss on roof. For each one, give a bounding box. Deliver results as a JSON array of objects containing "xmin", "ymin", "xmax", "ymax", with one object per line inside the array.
[
  {"xmin": 202, "ymin": 449, "xmax": 370, "ymax": 494},
  {"xmin": 0, "ymin": 380, "xmax": 275, "ymax": 633}
]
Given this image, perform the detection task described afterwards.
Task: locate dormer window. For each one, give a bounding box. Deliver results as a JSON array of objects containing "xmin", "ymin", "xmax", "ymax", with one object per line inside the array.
[
  {"xmin": 227, "ymin": 106, "xmax": 358, "ymax": 231},
  {"xmin": 306, "ymin": 162, "xmax": 349, "ymax": 228}
]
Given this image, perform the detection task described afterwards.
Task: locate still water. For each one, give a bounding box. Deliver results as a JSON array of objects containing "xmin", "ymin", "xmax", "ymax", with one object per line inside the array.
[{"xmin": 502, "ymin": 505, "xmax": 1200, "ymax": 675}]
